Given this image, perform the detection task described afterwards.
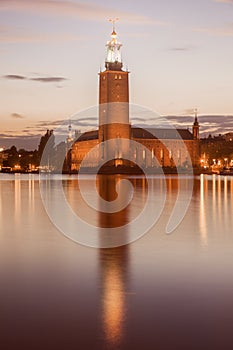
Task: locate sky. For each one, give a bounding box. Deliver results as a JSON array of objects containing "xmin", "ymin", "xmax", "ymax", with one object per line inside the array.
[{"xmin": 0, "ymin": 0, "xmax": 233, "ymax": 149}]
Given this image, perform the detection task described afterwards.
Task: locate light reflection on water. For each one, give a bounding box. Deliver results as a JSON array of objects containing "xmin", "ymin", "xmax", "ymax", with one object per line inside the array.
[
  {"xmin": 14, "ymin": 175, "xmax": 21, "ymax": 224},
  {"xmin": 1, "ymin": 174, "xmax": 233, "ymax": 349},
  {"xmin": 97, "ymin": 176, "xmax": 129, "ymax": 348},
  {"xmin": 100, "ymin": 247, "xmax": 128, "ymax": 348},
  {"xmin": 200, "ymin": 174, "xmax": 208, "ymax": 247}
]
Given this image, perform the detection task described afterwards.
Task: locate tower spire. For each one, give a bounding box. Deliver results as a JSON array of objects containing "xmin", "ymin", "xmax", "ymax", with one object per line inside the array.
[
  {"xmin": 109, "ymin": 17, "xmax": 119, "ymax": 34},
  {"xmin": 67, "ymin": 119, "xmax": 73, "ymax": 143},
  {"xmin": 194, "ymin": 108, "xmax": 198, "ymax": 123},
  {"xmin": 105, "ymin": 18, "xmax": 123, "ymax": 71},
  {"xmin": 193, "ymin": 108, "xmax": 200, "ymax": 140}
]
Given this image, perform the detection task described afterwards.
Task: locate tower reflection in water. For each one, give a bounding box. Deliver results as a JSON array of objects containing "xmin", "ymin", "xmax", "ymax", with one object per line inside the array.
[{"xmin": 97, "ymin": 175, "xmax": 131, "ymax": 348}]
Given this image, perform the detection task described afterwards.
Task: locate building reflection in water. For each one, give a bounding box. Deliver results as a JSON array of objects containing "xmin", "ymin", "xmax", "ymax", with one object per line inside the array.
[
  {"xmin": 99, "ymin": 246, "xmax": 129, "ymax": 348},
  {"xmin": 97, "ymin": 175, "xmax": 131, "ymax": 348},
  {"xmin": 199, "ymin": 174, "xmax": 233, "ymax": 247},
  {"xmin": 14, "ymin": 175, "xmax": 37, "ymax": 231},
  {"xmin": 28, "ymin": 174, "xmax": 35, "ymax": 213},
  {"xmin": 223, "ymin": 176, "xmax": 233, "ymax": 230},
  {"xmin": 224, "ymin": 176, "xmax": 228, "ymax": 219},
  {"xmin": 14, "ymin": 175, "xmax": 21, "ymax": 225},
  {"xmin": 199, "ymin": 174, "xmax": 208, "ymax": 247},
  {"xmin": 0, "ymin": 180, "xmax": 2, "ymax": 219},
  {"xmin": 217, "ymin": 175, "xmax": 222, "ymax": 219}
]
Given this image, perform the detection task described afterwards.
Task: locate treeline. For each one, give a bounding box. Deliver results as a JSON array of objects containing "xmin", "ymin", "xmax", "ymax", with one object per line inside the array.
[
  {"xmin": 2, "ymin": 146, "xmax": 39, "ymax": 171},
  {"xmin": 1, "ymin": 130, "xmax": 70, "ymax": 172},
  {"xmin": 201, "ymin": 135, "xmax": 233, "ymax": 165}
]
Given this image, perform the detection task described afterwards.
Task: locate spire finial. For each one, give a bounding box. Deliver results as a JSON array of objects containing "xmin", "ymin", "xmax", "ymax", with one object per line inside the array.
[
  {"xmin": 109, "ymin": 17, "xmax": 119, "ymax": 34},
  {"xmin": 193, "ymin": 108, "xmax": 199, "ymax": 129},
  {"xmin": 194, "ymin": 108, "xmax": 198, "ymax": 123}
]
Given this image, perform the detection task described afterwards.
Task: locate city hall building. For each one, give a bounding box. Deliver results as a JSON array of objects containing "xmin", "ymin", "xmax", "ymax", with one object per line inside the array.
[{"xmin": 71, "ymin": 26, "xmax": 200, "ymax": 172}]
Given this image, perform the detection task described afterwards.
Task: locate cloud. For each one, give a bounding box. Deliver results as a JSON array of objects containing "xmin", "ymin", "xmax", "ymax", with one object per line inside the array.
[
  {"xmin": 169, "ymin": 47, "xmax": 191, "ymax": 52},
  {"xmin": 0, "ymin": 0, "xmax": 159, "ymax": 25},
  {"xmin": 11, "ymin": 113, "xmax": 25, "ymax": 119},
  {"xmin": 214, "ymin": 0, "xmax": 233, "ymax": 4},
  {"xmin": 35, "ymin": 120, "xmax": 64, "ymax": 128},
  {"xmin": 131, "ymin": 117, "xmax": 149, "ymax": 122},
  {"xmin": 0, "ymin": 133, "xmax": 40, "ymax": 150},
  {"xmin": 2, "ymin": 74, "xmax": 67, "ymax": 84},
  {"xmin": 3, "ymin": 74, "xmax": 26, "ymax": 80},
  {"xmin": 166, "ymin": 115, "xmax": 194, "ymax": 123},
  {"xmin": 35, "ymin": 117, "xmax": 98, "ymax": 130},
  {"xmin": 0, "ymin": 32, "xmax": 86, "ymax": 44},
  {"xmin": 130, "ymin": 111, "xmax": 233, "ymax": 136},
  {"xmin": 30, "ymin": 77, "xmax": 67, "ymax": 83},
  {"xmin": 0, "ymin": 24, "xmax": 87, "ymax": 43},
  {"xmin": 0, "ymin": 25, "xmax": 8, "ymax": 34},
  {"xmin": 183, "ymin": 108, "xmax": 197, "ymax": 115},
  {"xmin": 1, "ymin": 115, "xmax": 233, "ymax": 149},
  {"xmin": 0, "ymin": 1, "xmax": 166, "ymax": 44},
  {"xmin": 195, "ymin": 23, "xmax": 233, "ymax": 37},
  {"xmin": 166, "ymin": 115, "xmax": 233, "ymax": 136}
]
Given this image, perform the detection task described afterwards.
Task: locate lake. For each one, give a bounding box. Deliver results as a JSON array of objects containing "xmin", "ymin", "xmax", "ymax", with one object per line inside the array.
[{"xmin": 0, "ymin": 174, "xmax": 233, "ymax": 349}]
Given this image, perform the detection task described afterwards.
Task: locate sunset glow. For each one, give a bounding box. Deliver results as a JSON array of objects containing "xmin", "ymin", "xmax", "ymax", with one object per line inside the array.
[{"xmin": 1, "ymin": 0, "xmax": 233, "ymax": 148}]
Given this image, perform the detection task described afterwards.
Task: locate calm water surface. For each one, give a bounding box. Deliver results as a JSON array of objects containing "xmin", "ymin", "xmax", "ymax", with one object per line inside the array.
[{"xmin": 0, "ymin": 174, "xmax": 233, "ymax": 350}]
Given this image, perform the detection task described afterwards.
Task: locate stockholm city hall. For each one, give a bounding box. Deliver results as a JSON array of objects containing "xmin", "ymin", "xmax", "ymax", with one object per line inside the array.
[{"xmin": 71, "ymin": 23, "xmax": 200, "ymax": 173}]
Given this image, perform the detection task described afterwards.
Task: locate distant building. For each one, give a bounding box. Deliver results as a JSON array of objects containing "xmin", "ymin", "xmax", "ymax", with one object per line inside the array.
[
  {"xmin": 224, "ymin": 133, "xmax": 233, "ymax": 142},
  {"xmin": 200, "ymin": 133, "xmax": 233, "ymax": 168},
  {"xmin": 71, "ymin": 26, "xmax": 200, "ymax": 172},
  {"xmin": 0, "ymin": 147, "xmax": 6, "ymax": 170}
]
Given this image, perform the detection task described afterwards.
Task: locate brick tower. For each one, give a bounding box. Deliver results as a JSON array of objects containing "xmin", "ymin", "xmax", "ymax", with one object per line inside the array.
[{"xmin": 99, "ymin": 21, "xmax": 131, "ymax": 164}]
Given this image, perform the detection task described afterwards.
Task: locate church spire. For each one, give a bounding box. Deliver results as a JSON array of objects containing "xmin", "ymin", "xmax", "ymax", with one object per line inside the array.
[
  {"xmin": 105, "ymin": 18, "xmax": 123, "ymax": 71},
  {"xmin": 67, "ymin": 119, "xmax": 73, "ymax": 143},
  {"xmin": 194, "ymin": 108, "xmax": 198, "ymax": 124},
  {"xmin": 193, "ymin": 108, "xmax": 200, "ymax": 140}
]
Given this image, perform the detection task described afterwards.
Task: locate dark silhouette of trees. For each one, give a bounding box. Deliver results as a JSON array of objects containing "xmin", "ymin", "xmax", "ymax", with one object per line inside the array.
[
  {"xmin": 201, "ymin": 136, "xmax": 233, "ymax": 166},
  {"xmin": 3, "ymin": 146, "xmax": 19, "ymax": 168},
  {"xmin": 38, "ymin": 130, "xmax": 55, "ymax": 162},
  {"xmin": 0, "ymin": 129, "xmax": 58, "ymax": 172},
  {"xmin": 2, "ymin": 146, "xmax": 39, "ymax": 171},
  {"xmin": 38, "ymin": 130, "xmax": 55, "ymax": 170}
]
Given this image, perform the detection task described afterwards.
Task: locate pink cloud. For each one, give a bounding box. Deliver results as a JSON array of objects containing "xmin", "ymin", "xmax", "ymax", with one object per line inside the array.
[
  {"xmin": 0, "ymin": 30, "xmax": 87, "ymax": 43},
  {"xmin": 195, "ymin": 23, "xmax": 233, "ymax": 37},
  {"xmin": 0, "ymin": 0, "xmax": 162, "ymax": 25},
  {"xmin": 214, "ymin": 0, "xmax": 233, "ymax": 3}
]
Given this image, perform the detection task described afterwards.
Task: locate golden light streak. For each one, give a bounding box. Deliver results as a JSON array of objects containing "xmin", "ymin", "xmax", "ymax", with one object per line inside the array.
[{"xmin": 102, "ymin": 264, "xmax": 125, "ymax": 346}]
